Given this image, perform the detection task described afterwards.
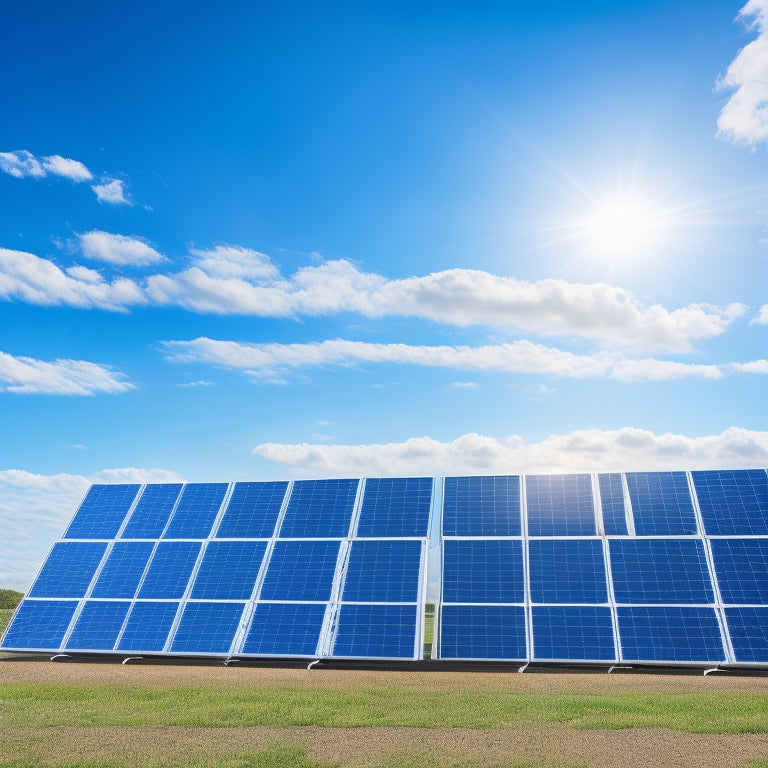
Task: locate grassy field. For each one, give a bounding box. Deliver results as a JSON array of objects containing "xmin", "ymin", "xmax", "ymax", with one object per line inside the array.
[{"xmin": 0, "ymin": 609, "xmax": 13, "ymax": 636}]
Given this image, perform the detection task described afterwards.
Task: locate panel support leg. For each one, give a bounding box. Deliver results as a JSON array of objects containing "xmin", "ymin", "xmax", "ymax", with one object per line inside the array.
[{"xmin": 307, "ymin": 659, "xmax": 321, "ymax": 670}]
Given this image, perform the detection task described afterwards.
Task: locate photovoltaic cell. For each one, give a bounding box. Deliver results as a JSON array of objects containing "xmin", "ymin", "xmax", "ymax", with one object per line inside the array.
[
  {"xmin": 528, "ymin": 539, "xmax": 608, "ymax": 604},
  {"xmin": 170, "ymin": 601, "xmax": 244, "ymax": 654},
  {"xmin": 617, "ymin": 606, "xmax": 725, "ymax": 662},
  {"xmin": 28, "ymin": 541, "xmax": 107, "ymax": 598},
  {"xmin": 121, "ymin": 484, "xmax": 182, "ymax": 539},
  {"xmin": 116, "ymin": 601, "xmax": 179, "ymax": 652},
  {"xmin": 440, "ymin": 605, "xmax": 527, "ymax": 660},
  {"xmin": 279, "ymin": 479, "xmax": 358, "ymax": 538},
  {"xmin": 137, "ymin": 541, "xmax": 201, "ymax": 599},
  {"xmin": 66, "ymin": 600, "xmax": 131, "ymax": 650},
  {"xmin": 190, "ymin": 540, "xmax": 267, "ymax": 600},
  {"xmin": 216, "ymin": 481, "xmax": 287, "ymax": 538},
  {"xmin": 0, "ymin": 599, "xmax": 77, "ymax": 650},
  {"xmin": 443, "ymin": 539, "xmax": 524, "ymax": 604},
  {"xmin": 710, "ymin": 539, "xmax": 768, "ymax": 604},
  {"xmin": 526, "ymin": 474, "xmax": 595, "ymax": 536},
  {"xmin": 163, "ymin": 483, "xmax": 228, "ymax": 539},
  {"xmin": 259, "ymin": 540, "xmax": 340, "ymax": 601},
  {"xmin": 242, "ymin": 602, "xmax": 326, "ymax": 656},
  {"xmin": 725, "ymin": 607, "xmax": 768, "ymax": 663},
  {"xmin": 692, "ymin": 469, "xmax": 768, "ymax": 536},
  {"xmin": 598, "ymin": 473, "xmax": 628, "ymax": 535},
  {"xmin": 342, "ymin": 539, "xmax": 422, "ymax": 603},
  {"xmin": 333, "ymin": 604, "xmax": 418, "ymax": 658},
  {"xmin": 609, "ymin": 539, "xmax": 714, "ymax": 604},
  {"xmin": 91, "ymin": 541, "xmax": 155, "ymax": 598},
  {"xmin": 625, "ymin": 472, "xmax": 696, "ymax": 535},
  {"xmin": 356, "ymin": 477, "xmax": 432, "ymax": 537},
  {"xmin": 442, "ymin": 475, "xmax": 521, "ymax": 536},
  {"xmin": 64, "ymin": 484, "xmax": 140, "ymax": 539},
  {"xmin": 532, "ymin": 606, "xmax": 616, "ymax": 661}
]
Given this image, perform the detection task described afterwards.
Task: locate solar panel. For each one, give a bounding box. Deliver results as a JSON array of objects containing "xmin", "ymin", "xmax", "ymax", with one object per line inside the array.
[
  {"xmin": 692, "ymin": 469, "xmax": 768, "ymax": 535},
  {"xmin": 342, "ymin": 539, "xmax": 422, "ymax": 603},
  {"xmin": 440, "ymin": 605, "xmax": 527, "ymax": 660},
  {"xmin": 724, "ymin": 607, "xmax": 768, "ymax": 663},
  {"xmin": 356, "ymin": 477, "xmax": 432, "ymax": 537},
  {"xmin": 64, "ymin": 484, "xmax": 141, "ymax": 539},
  {"xmin": 710, "ymin": 538, "xmax": 768, "ymax": 604},
  {"xmin": 442, "ymin": 475, "xmax": 521, "ymax": 536},
  {"xmin": 529, "ymin": 539, "xmax": 608, "ymax": 604},
  {"xmin": 91, "ymin": 541, "xmax": 155, "ymax": 598},
  {"xmin": 66, "ymin": 600, "xmax": 131, "ymax": 651},
  {"xmin": 279, "ymin": 479, "xmax": 358, "ymax": 538},
  {"xmin": 190, "ymin": 540, "xmax": 268, "ymax": 600},
  {"xmin": 169, "ymin": 601, "xmax": 245, "ymax": 655},
  {"xmin": 598, "ymin": 473, "xmax": 628, "ymax": 535},
  {"xmin": 216, "ymin": 481, "xmax": 288, "ymax": 538},
  {"xmin": 526, "ymin": 474, "xmax": 595, "ymax": 535},
  {"xmin": 333, "ymin": 604, "xmax": 418, "ymax": 658},
  {"xmin": 442, "ymin": 539, "xmax": 524, "ymax": 604},
  {"xmin": 259, "ymin": 540, "xmax": 341, "ymax": 602},
  {"xmin": 163, "ymin": 483, "xmax": 229, "ymax": 539},
  {"xmin": 121, "ymin": 484, "xmax": 183, "ymax": 539},
  {"xmin": 137, "ymin": 541, "xmax": 201, "ymax": 599},
  {"xmin": 609, "ymin": 539, "xmax": 714, "ymax": 604},
  {"xmin": 625, "ymin": 472, "xmax": 696, "ymax": 535},
  {"xmin": 116, "ymin": 601, "xmax": 179, "ymax": 653},
  {"xmin": 1, "ymin": 599, "xmax": 77, "ymax": 650},
  {"xmin": 242, "ymin": 602, "xmax": 327, "ymax": 656},
  {"xmin": 28, "ymin": 542, "xmax": 107, "ymax": 598},
  {"xmin": 531, "ymin": 606, "xmax": 616, "ymax": 661}
]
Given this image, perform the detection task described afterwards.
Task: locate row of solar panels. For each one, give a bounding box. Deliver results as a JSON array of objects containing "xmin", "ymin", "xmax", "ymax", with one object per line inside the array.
[{"xmin": 2, "ymin": 470, "xmax": 768, "ymax": 665}]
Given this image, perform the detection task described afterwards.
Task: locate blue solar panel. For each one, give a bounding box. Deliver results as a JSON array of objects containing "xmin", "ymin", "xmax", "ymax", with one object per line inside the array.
[
  {"xmin": 725, "ymin": 607, "xmax": 768, "ymax": 663},
  {"xmin": 242, "ymin": 603, "xmax": 327, "ymax": 656},
  {"xmin": 279, "ymin": 479, "xmax": 358, "ymax": 538},
  {"xmin": 617, "ymin": 606, "xmax": 725, "ymax": 662},
  {"xmin": 610, "ymin": 539, "xmax": 714, "ymax": 604},
  {"xmin": 692, "ymin": 470, "xmax": 768, "ymax": 536},
  {"xmin": 356, "ymin": 477, "xmax": 432, "ymax": 537},
  {"xmin": 66, "ymin": 600, "xmax": 131, "ymax": 651},
  {"xmin": 0, "ymin": 599, "xmax": 77, "ymax": 650},
  {"xmin": 121, "ymin": 484, "xmax": 183, "ymax": 539},
  {"xmin": 529, "ymin": 539, "xmax": 608, "ymax": 604},
  {"xmin": 532, "ymin": 606, "xmax": 616, "ymax": 661},
  {"xmin": 625, "ymin": 472, "xmax": 696, "ymax": 535},
  {"xmin": 598, "ymin": 473, "xmax": 628, "ymax": 535},
  {"xmin": 28, "ymin": 541, "xmax": 107, "ymax": 598},
  {"xmin": 137, "ymin": 541, "xmax": 201, "ymax": 599},
  {"xmin": 711, "ymin": 539, "xmax": 768, "ymax": 604},
  {"xmin": 116, "ymin": 601, "xmax": 179, "ymax": 652},
  {"xmin": 526, "ymin": 474, "xmax": 595, "ymax": 536},
  {"xmin": 342, "ymin": 540, "xmax": 422, "ymax": 603},
  {"xmin": 333, "ymin": 604, "xmax": 418, "ymax": 658},
  {"xmin": 91, "ymin": 541, "xmax": 155, "ymax": 598},
  {"xmin": 64, "ymin": 484, "xmax": 141, "ymax": 540},
  {"xmin": 216, "ymin": 481, "xmax": 288, "ymax": 538},
  {"xmin": 259, "ymin": 540, "xmax": 340, "ymax": 601},
  {"xmin": 170, "ymin": 601, "xmax": 244, "ymax": 654},
  {"xmin": 443, "ymin": 539, "xmax": 524, "ymax": 604},
  {"xmin": 442, "ymin": 475, "xmax": 521, "ymax": 536},
  {"xmin": 163, "ymin": 483, "xmax": 228, "ymax": 539},
  {"xmin": 440, "ymin": 605, "xmax": 527, "ymax": 660},
  {"xmin": 191, "ymin": 541, "xmax": 267, "ymax": 600}
]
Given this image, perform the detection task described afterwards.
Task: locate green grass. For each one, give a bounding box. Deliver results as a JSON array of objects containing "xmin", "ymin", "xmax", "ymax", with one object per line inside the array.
[
  {"xmin": 0, "ymin": 589, "xmax": 23, "ymax": 610},
  {"xmin": 0, "ymin": 608, "xmax": 13, "ymax": 635},
  {"xmin": 2, "ymin": 682, "xmax": 767, "ymax": 734}
]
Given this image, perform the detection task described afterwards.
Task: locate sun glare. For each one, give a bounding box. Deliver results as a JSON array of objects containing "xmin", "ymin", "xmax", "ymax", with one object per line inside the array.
[{"xmin": 582, "ymin": 195, "xmax": 663, "ymax": 259}]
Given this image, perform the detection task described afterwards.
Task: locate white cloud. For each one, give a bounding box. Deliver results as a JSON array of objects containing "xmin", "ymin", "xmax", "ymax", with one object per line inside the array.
[
  {"xmin": 161, "ymin": 336, "xmax": 725, "ymax": 383},
  {"xmin": 79, "ymin": 231, "xmax": 165, "ymax": 266},
  {"xmin": 176, "ymin": 379, "xmax": 213, "ymax": 388},
  {"xmin": 41, "ymin": 155, "xmax": 93, "ymax": 181},
  {"xmin": 92, "ymin": 178, "xmax": 129, "ymax": 204},
  {"xmin": 0, "ymin": 350, "xmax": 134, "ymax": 395},
  {"xmin": 754, "ymin": 304, "xmax": 768, "ymax": 323},
  {"xmin": 0, "ymin": 467, "xmax": 184, "ymax": 591},
  {"xmin": 717, "ymin": 0, "xmax": 768, "ymax": 147},
  {"xmin": 450, "ymin": 381, "xmax": 479, "ymax": 389},
  {"xmin": 0, "ymin": 247, "xmax": 747, "ymax": 352},
  {"xmin": 0, "ymin": 248, "xmax": 145, "ymax": 311},
  {"xmin": 729, "ymin": 358, "xmax": 768, "ymax": 373},
  {"xmin": 253, "ymin": 426, "xmax": 768, "ymax": 478}
]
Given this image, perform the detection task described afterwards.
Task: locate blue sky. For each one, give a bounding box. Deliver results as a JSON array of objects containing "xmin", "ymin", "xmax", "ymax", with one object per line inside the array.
[{"xmin": 1, "ymin": 0, "xmax": 767, "ymax": 590}]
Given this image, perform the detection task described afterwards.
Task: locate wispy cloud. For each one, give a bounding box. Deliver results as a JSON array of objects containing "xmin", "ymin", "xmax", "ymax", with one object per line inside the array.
[
  {"xmin": 79, "ymin": 231, "xmax": 165, "ymax": 266},
  {"xmin": 161, "ymin": 336, "xmax": 725, "ymax": 383},
  {"xmin": 92, "ymin": 178, "xmax": 130, "ymax": 205},
  {"xmin": 0, "ymin": 247, "xmax": 746, "ymax": 353},
  {"xmin": 0, "ymin": 149, "xmax": 92, "ymax": 181},
  {"xmin": 717, "ymin": 0, "xmax": 768, "ymax": 147},
  {"xmin": 0, "ymin": 350, "xmax": 134, "ymax": 395},
  {"xmin": 754, "ymin": 304, "xmax": 768, "ymax": 323},
  {"xmin": 253, "ymin": 426, "xmax": 768, "ymax": 478},
  {"xmin": 0, "ymin": 467, "xmax": 184, "ymax": 591}
]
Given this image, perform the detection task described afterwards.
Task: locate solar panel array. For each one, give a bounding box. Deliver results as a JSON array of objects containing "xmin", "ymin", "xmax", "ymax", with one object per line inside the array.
[
  {"xmin": 2, "ymin": 469, "xmax": 767, "ymax": 666},
  {"xmin": 2, "ymin": 478, "xmax": 432, "ymax": 660},
  {"xmin": 439, "ymin": 470, "xmax": 768, "ymax": 665}
]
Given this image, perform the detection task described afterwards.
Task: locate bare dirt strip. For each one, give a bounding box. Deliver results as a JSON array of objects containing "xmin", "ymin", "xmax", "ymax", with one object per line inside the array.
[{"xmin": 2, "ymin": 657, "xmax": 768, "ymax": 768}]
